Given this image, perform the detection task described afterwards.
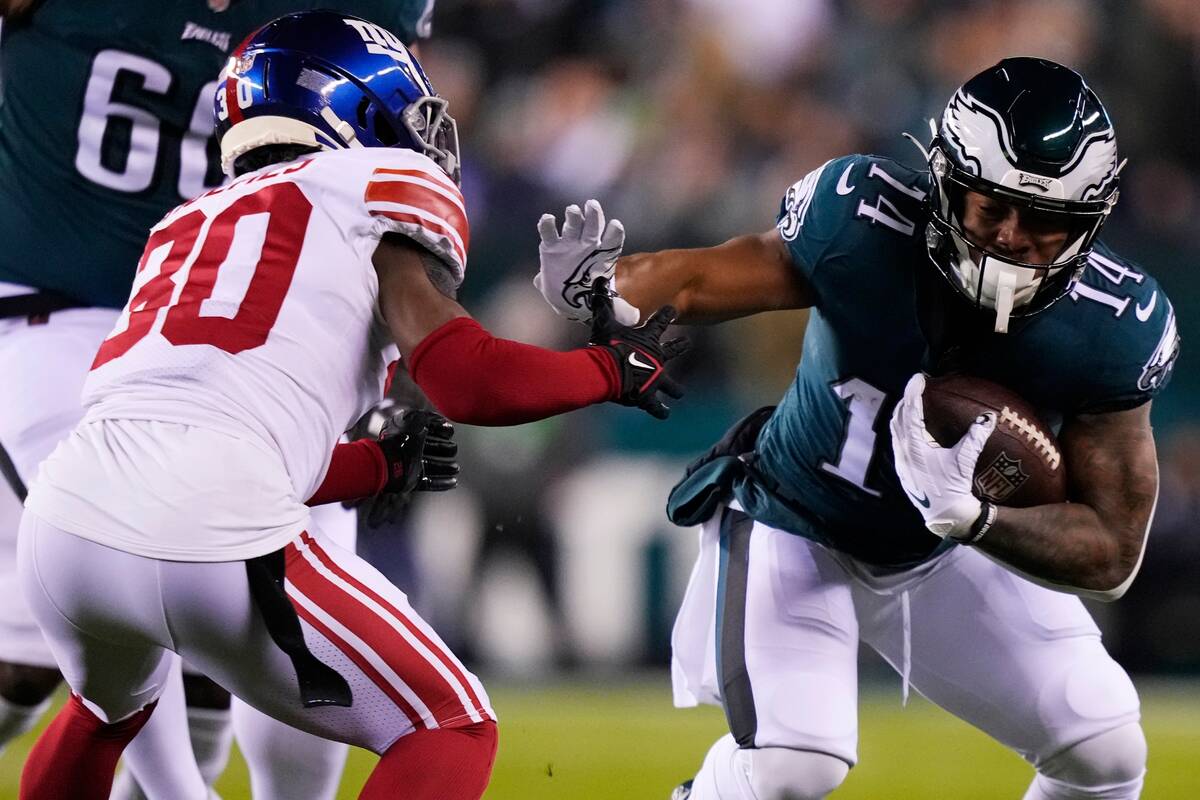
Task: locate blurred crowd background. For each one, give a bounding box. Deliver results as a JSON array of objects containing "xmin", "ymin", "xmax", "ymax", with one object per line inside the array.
[{"xmin": 360, "ymin": 0, "xmax": 1200, "ymax": 680}]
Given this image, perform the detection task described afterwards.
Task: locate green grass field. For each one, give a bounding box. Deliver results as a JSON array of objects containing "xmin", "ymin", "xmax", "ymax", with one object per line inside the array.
[{"xmin": 2, "ymin": 676, "xmax": 1197, "ymax": 798}]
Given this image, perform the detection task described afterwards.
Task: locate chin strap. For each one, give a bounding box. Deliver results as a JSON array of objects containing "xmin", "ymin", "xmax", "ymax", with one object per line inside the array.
[{"xmin": 993, "ymin": 269, "xmax": 1016, "ymax": 333}]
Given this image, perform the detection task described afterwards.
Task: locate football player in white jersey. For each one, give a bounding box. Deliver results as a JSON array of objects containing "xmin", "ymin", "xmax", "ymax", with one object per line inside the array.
[
  {"xmin": 0, "ymin": 1, "xmax": 440, "ymax": 798},
  {"xmin": 15, "ymin": 10, "xmax": 688, "ymax": 800}
]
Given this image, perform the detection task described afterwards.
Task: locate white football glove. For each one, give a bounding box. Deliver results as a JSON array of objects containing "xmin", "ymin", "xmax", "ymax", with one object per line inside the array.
[
  {"xmin": 534, "ymin": 198, "xmax": 640, "ymax": 326},
  {"xmin": 889, "ymin": 373, "xmax": 996, "ymax": 540}
]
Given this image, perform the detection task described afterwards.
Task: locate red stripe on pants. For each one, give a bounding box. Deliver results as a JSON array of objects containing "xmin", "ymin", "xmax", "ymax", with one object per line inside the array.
[
  {"xmin": 286, "ymin": 538, "xmax": 484, "ymax": 727},
  {"xmin": 300, "ymin": 532, "xmax": 489, "ymax": 720},
  {"xmin": 286, "ymin": 586, "xmax": 428, "ymax": 730}
]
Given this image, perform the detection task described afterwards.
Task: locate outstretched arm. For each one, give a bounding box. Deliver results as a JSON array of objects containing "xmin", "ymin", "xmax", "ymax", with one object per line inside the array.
[
  {"xmin": 374, "ymin": 235, "xmax": 687, "ymax": 425},
  {"xmin": 534, "ymin": 200, "xmax": 813, "ymax": 326},
  {"xmin": 615, "ymin": 230, "xmax": 814, "ymax": 324},
  {"xmin": 974, "ymin": 402, "xmax": 1158, "ymax": 600}
]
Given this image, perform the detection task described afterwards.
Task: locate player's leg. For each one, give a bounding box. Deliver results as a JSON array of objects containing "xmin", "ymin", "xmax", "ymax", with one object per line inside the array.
[
  {"xmin": 671, "ymin": 508, "xmax": 857, "ymax": 800},
  {"xmin": 180, "ymin": 673, "xmax": 234, "ymax": 792},
  {"xmin": 163, "ymin": 527, "xmax": 497, "ymax": 799},
  {"xmin": 855, "ymin": 546, "xmax": 1144, "ymax": 800},
  {"xmin": 109, "ymin": 658, "xmax": 212, "ymax": 800},
  {"xmin": 0, "ymin": 310, "xmax": 120, "ymax": 752},
  {"xmin": 16, "ymin": 511, "xmax": 178, "ymax": 800},
  {"xmin": 230, "ymin": 502, "xmax": 356, "ymax": 800},
  {"xmin": 0, "ymin": 485, "xmax": 60, "ymax": 753}
]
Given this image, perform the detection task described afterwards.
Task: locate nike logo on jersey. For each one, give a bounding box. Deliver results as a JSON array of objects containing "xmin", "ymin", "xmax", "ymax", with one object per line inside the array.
[
  {"xmin": 906, "ymin": 488, "xmax": 931, "ymax": 509},
  {"xmin": 628, "ymin": 352, "xmax": 657, "ymax": 371},
  {"xmin": 836, "ymin": 164, "xmax": 856, "ymax": 195},
  {"xmin": 1135, "ymin": 290, "xmax": 1157, "ymax": 322}
]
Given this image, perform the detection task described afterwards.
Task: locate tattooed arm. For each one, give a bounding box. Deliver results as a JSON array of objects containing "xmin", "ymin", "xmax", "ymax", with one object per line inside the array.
[{"xmin": 973, "ymin": 402, "xmax": 1159, "ymax": 601}]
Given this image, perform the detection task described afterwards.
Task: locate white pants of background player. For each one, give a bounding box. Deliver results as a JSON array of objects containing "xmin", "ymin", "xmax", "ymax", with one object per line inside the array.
[
  {"xmin": 671, "ymin": 505, "xmax": 1146, "ymax": 800},
  {"xmin": 0, "ymin": 301, "xmax": 355, "ymax": 799}
]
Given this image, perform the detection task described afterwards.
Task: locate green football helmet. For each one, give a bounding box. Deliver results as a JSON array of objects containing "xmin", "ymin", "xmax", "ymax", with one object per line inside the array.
[{"xmin": 925, "ymin": 57, "xmax": 1122, "ymax": 332}]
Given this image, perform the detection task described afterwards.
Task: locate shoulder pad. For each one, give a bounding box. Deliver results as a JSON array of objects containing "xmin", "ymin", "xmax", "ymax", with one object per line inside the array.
[
  {"xmin": 357, "ymin": 149, "xmax": 468, "ymax": 283},
  {"xmin": 1067, "ymin": 245, "xmax": 1180, "ymax": 409},
  {"xmin": 776, "ymin": 154, "xmax": 928, "ymax": 288}
]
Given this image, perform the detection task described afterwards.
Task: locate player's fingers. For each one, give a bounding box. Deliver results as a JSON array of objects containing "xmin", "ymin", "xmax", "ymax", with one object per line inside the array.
[
  {"xmin": 424, "ymin": 444, "xmax": 457, "ymax": 463},
  {"xmin": 960, "ymin": 411, "xmax": 996, "ymax": 459},
  {"xmin": 903, "ymin": 373, "xmax": 927, "ymax": 425},
  {"xmin": 582, "ymin": 199, "xmax": 605, "ymax": 241},
  {"xmin": 600, "ymin": 218, "xmax": 625, "ymax": 251},
  {"xmin": 537, "ymin": 213, "xmax": 560, "ymax": 246},
  {"xmin": 561, "ymin": 204, "xmax": 584, "ymax": 240},
  {"xmin": 589, "ymin": 278, "xmax": 616, "ymax": 331},
  {"xmin": 644, "ymin": 305, "xmax": 678, "ymax": 336},
  {"xmin": 655, "ymin": 373, "xmax": 685, "ymax": 400},
  {"xmin": 640, "ymin": 397, "xmax": 671, "ymax": 420},
  {"xmin": 423, "ymin": 460, "xmax": 460, "ymax": 478},
  {"xmin": 662, "ymin": 336, "xmax": 692, "ymax": 361}
]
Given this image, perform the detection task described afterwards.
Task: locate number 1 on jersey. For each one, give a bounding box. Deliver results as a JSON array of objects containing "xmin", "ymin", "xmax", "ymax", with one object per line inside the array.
[{"xmin": 820, "ymin": 377, "xmax": 886, "ymax": 497}]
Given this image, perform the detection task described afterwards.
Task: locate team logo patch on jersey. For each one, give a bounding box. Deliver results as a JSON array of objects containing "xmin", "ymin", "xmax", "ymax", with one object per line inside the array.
[
  {"xmin": 1138, "ymin": 304, "xmax": 1180, "ymax": 392},
  {"xmin": 974, "ymin": 452, "xmax": 1028, "ymax": 503},
  {"xmin": 777, "ymin": 161, "xmax": 829, "ymax": 241}
]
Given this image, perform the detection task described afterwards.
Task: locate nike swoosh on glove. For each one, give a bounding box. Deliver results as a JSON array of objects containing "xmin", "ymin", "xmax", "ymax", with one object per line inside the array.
[
  {"xmin": 589, "ymin": 277, "xmax": 690, "ymax": 419},
  {"xmin": 535, "ymin": 198, "xmax": 640, "ymax": 325},
  {"xmin": 889, "ymin": 373, "xmax": 995, "ymax": 540}
]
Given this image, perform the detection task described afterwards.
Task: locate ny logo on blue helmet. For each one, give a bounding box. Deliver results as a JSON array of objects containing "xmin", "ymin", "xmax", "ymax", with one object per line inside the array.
[{"xmin": 214, "ymin": 10, "xmax": 459, "ymax": 183}]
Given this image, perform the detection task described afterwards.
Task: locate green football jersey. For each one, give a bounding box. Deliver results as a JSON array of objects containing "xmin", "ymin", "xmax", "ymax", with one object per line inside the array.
[
  {"xmin": 728, "ymin": 154, "xmax": 1180, "ymax": 567},
  {"xmin": 0, "ymin": 0, "xmax": 434, "ymax": 308}
]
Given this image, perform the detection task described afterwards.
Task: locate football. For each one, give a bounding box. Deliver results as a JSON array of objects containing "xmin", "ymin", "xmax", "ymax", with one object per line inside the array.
[{"xmin": 922, "ymin": 374, "xmax": 1068, "ymax": 507}]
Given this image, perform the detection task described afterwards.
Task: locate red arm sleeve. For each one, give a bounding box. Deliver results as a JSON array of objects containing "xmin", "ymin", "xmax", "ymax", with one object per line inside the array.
[
  {"xmin": 306, "ymin": 439, "xmax": 389, "ymax": 506},
  {"xmin": 407, "ymin": 317, "xmax": 620, "ymax": 426}
]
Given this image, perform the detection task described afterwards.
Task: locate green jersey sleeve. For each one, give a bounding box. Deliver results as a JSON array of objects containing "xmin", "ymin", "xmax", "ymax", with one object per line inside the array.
[
  {"xmin": 1066, "ymin": 245, "xmax": 1181, "ymax": 412},
  {"xmin": 775, "ymin": 154, "xmax": 929, "ymax": 305}
]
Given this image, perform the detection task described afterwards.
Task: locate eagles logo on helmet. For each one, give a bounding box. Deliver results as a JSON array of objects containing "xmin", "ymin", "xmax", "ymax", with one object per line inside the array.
[{"xmin": 922, "ymin": 57, "xmax": 1124, "ymax": 333}]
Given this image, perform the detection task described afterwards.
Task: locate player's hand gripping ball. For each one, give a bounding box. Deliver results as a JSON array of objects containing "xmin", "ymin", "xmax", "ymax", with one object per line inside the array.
[
  {"xmin": 891, "ymin": 373, "xmax": 1067, "ymax": 541},
  {"xmin": 921, "ymin": 373, "xmax": 1067, "ymax": 507}
]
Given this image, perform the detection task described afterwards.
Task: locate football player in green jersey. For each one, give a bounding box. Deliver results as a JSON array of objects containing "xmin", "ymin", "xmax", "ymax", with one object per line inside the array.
[
  {"xmin": 0, "ymin": 2, "xmax": 434, "ymax": 798},
  {"xmin": 536, "ymin": 58, "xmax": 1180, "ymax": 800}
]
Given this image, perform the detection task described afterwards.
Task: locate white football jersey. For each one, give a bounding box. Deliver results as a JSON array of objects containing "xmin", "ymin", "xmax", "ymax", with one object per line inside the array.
[{"xmin": 28, "ymin": 147, "xmax": 467, "ymax": 560}]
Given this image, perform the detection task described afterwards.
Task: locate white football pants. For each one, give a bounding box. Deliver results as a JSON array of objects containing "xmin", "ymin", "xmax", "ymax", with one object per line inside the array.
[
  {"xmin": 671, "ymin": 506, "xmax": 1142, "ymax": 773},
  {"xmin": 19, "ymin": 512, "xmax": 494, "ymax": 753}
]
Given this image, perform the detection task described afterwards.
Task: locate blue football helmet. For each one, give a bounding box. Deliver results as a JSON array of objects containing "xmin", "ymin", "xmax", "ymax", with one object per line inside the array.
[{"xmin": 214, "ymin": 10, "xmax": 459, "ymax": 182}]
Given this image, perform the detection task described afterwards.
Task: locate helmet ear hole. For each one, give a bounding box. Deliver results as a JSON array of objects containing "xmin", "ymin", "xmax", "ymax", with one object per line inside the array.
[
  {"xmin": 372, "ymin": 111, "xmax": 400, "ymax": 146},
  {"xmin": 355, "ymin": 97, "xmax": 371, "ymax": 131}
]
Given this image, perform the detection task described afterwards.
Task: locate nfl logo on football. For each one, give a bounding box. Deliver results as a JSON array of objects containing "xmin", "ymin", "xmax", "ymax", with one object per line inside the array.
[{"xmin": 974, "ymin": 452, "xmax": 1029, "ymax": 502}]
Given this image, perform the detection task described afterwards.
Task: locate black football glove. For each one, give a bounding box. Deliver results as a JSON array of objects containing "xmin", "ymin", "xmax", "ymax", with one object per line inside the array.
[
  {"xmin": 588, "ymin": 278, "xmax": 691, "ymax": 419},
  {"xmin": 352, "ymin": 405, "xmax": 460, "ymax": 528}
]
